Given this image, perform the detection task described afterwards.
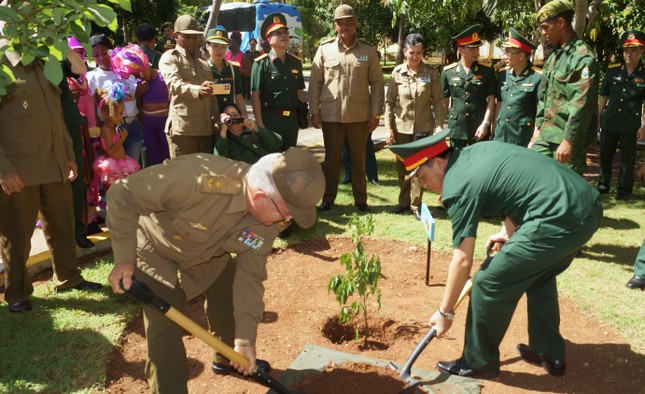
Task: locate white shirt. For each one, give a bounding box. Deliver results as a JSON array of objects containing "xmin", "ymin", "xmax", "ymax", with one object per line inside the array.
[{"xmin": 86, "ymin": 67, "xmax": 139, "ymax": 120}]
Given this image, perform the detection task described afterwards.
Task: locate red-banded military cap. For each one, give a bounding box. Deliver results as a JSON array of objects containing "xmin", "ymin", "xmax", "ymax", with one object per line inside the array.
[
  {"xmin": 261, "ymin": 13, "xmax": 288, "ymax": 40},
  {"xmin": 619, "ymin": 30, "xmax": 645, "ymax": 48},
  {"xmin": 452, "ymin": 24, "xmax": 482, "ymax": 48},
  {"xmin": 389, "ymin": 129, "xmax": 452, "ymax": 171},
  {"xmin": 502, "ymin": 27, "xmax": 536, "ymax": 54}
]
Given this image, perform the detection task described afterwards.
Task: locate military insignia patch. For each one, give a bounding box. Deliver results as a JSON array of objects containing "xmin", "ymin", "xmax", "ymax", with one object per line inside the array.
[
  {"xmin": 200, "ymin": 174, "xmax": 242, "ymax": 194},
  {"xmin": 635, "ymin": 78, "xmax": 644, "ymax": 83},
  {"xmin": 291, "ymin": 69, "xmax": 299, "ymax": 74},
  {"xmin": 628, "ymin": 33, "xmax": 635, "ymax": 40},
  {"xmin": 238, "ymin": 229, "xmax": 265, "ymax": 250},
  {"xmin": 472, "ymin": 32, "xmax": 479, "ymax": 41},
  {"xmin": 581, "ymin": 67, "xmax": 590, "ymax": 79}
]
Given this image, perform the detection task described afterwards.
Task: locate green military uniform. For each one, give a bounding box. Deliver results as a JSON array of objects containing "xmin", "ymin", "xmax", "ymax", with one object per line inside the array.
[
  {"xmin": 0, "ymin": 50, "xmax": 87, "ymax": 304},
  {"xmin": 598, "ymin": 30, "xmax": 645, "ymax": 197},
  {"xmin": 386, "ymin": 62, "xmax": 445, "ymax": 211},
  {"xmin": 61, "ymin": 60, "xmax": 89, "ymax": 241},
  {"xmin": 533, "ymin": 35, "xmax": 599, "ymax": 175},
  {"xmin": 630, "ymin": 239, "xmax": 645, "ymax": 286},
  {"xmin": 107, "ymin": 154, "xmax": 283, "ymax": 393},
  {"xmin": 250, "ymin": 50, "xmax": 304, "ymax": 150},
  {"xmin": 158, "ymin": 38, "xmax": 218, "ymax": 157},
  {"xmin": 214, "ymin": 126, "xmax": 283, "ymax": 163},
  {"xmin": 139, "ymin": 43, "xmax": 161, "ymax": 69},
  {"xmin": 210, "ymin": 59, "xmax": 244, "ymax": 112},
  {"xmin": 495, "ymin": 65, "xmax": 542, "ymax": 146},
  {"xmin": 155, "ymin": 37, "xmax": 176, "ymax": 53}
]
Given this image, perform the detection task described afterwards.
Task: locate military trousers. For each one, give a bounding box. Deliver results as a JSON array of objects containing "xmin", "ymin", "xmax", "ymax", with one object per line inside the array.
[
  {"xmin": 598, "ymin": 130, "xmax": 637, "ymax": 194},
  {"xmin": 393, "ymin": 132, "xmax": 425, "ymax": 210},
  {"xmin": 342, "ymin": 137, "xmax": 379, "ymax": 182},
  {"xmin": 530, "ymin": 139, "xmax": 587, "ymax": 176},
  {"xmin": 462, "ymin": 199, "xmax": 602, "ymax": 373},
  {"xmin": 634, "ymin": 239, "xmax": 645, "ymax": 279},
  {"xmin": 69, "ymin": 123, "xmax": 87, "ymax": 238},
  {"xmin": 262, "ymin": 109, "xmax": 299, "ymax": 151},
  {"xmin": 140, "ymin": 257, "xmax": 236, "ymax": 394},
  {"xmin": 167, "ymin": 135, "xmax": 214, "ymax": 159},
  {"xmin": 0, "ymin": 181, "xmax": 83, "ymax": 303},
  {"xmin": 321, "ymin": 121, "xmax": 369, "ymax": 206}
]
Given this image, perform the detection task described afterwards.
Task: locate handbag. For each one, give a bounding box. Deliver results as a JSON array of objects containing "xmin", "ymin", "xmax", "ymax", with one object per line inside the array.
[{"xmin": 297, "ymin": 100, "xmax": 309, "ymax": 129}]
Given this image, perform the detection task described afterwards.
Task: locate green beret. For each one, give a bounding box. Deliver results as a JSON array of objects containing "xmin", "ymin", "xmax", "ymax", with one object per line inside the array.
[
  {"xmin": 536, "ymin": 0, "xmax": 573, "ymax": 23},
  {"xmin": 389, "ymin": 129, "xmax": 451, "ymax": 171}
]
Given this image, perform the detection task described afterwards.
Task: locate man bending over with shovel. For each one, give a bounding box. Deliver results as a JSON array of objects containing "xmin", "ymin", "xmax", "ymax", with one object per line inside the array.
[
  {"xmin": 106, "ymin": 148, "xmax": 324, "ymax": 393},
  {"xmin": 390, "ymin": 130, "xmax": 602, "ymax": 378}
]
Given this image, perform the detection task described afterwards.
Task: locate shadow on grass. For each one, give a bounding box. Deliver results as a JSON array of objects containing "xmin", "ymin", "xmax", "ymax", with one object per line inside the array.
[
  {"xmin": 599, "ymin": 215, "xmax": 641, "ymax": 230},
  {"xmin": 578, "ymin": 243, "xmax": 641, "ymax": 266},
  {"xmin": 0, "ymin": 296, "xmax": 130, "ymax": 392}
]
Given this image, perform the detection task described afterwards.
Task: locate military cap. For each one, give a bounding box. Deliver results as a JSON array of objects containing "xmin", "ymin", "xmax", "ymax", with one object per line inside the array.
[
  {"xmin": 334, "ymin": 4, "xmax": 355, "ymax": 20},
  {"xmin": 452, "ymin": 24, "xmax": 482, "ymax": 48},
  {"xmin": 619, "ymin": 30, "xmax": 645, "ymax": 48},
  {"xmin": 174, "ymin": 14, "xmax": 202, "ymax": 35},
  {"xmin": 536, "ymin": 0, "xmax": 573, "ymax": 23},
  {"xmin": 261, "ymin": 13, "xmax": 288, "ymax": 40},
  {"xmin": 206, "ymin": 25, "xmax": 229, "ymax": 45},
  {"xmin": 271, "ymin": 148, "xmax": 325, "ymax": 229},
  {"xmin": 389, "ymin": 129, "xmax": 452, "ymax": 171},
  {"xmin": 502, "ymin": 27, "xmax": 536, "ymax": 54}
]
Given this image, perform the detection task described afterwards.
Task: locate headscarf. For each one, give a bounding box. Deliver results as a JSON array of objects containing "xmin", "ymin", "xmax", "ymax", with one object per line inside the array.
[{"xmin": 110, "ymin": 44, "xmax": 149, "ymax": 79}]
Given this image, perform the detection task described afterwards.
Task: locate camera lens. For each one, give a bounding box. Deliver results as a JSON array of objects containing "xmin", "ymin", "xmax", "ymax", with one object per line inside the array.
[{"xmin": 225, "ymin": 118, "xmax": 244, "ymax": 125}]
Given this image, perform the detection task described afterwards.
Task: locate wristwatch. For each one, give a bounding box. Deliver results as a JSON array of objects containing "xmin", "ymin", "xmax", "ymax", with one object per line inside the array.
[{"xmin": 438, "ymin": 309, "xmax": 455, "ymax": 320}]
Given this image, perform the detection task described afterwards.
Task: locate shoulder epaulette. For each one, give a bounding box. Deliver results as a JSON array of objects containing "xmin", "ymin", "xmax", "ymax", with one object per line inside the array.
[
  {"xmin": 477, "ymin": 60, "xmax": 492, "ymax": 68},
  {"xmin": 320, "ymin": 37, "xmax": 335, "ymax": 45},
  {"xmin": 607, "ymin": 63, "xmax": 621, "ymax": 69},
  {"xmin": 358, "ymin": 38, "xmax": 374, "ymax": 47},
  {"xmin": 288, "ymin": 53, "xmax": 303, "ymax": 62},
  {"xmin": 254, "ymin": 53, "xmax": 268, "ymax": 62},
  {"xmin": 497, "ymin": 66, "xmax": 510, "ymax": 73},
  {"xmin": 531, "ymin": 65, "xmax": 543, "ymax": 74},
  {"xmin": 443, "ymin": 62, "xmax": 458, "ymax": 71},
  {"xmin": 393, "ymin": 63, "xmax": 405, "ymax": 72},
  {"xmin": 228, "ymin": 61, "xmax": 241, "ymax": 67}
]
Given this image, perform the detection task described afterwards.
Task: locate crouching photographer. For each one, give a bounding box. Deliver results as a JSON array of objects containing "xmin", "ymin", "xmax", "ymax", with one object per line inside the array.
[{"xmin": 214, "ymin": 104, "xmax": 284, "ymax": 164}]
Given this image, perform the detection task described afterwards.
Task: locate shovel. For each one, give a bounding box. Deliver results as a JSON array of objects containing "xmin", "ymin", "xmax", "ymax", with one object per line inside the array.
[
  {"xmin": 390, "ymin": 278, "xmax": 474, "ymax": 385},
  {"xmin": 121, "ymin": 276, "xmax": 303, "ymax": 394}
]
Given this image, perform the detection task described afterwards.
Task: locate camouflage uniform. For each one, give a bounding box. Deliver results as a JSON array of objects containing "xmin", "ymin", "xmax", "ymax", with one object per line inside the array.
[{"xmin": 533, "ymin": 35, "xmax": 599, "ymax": 175}]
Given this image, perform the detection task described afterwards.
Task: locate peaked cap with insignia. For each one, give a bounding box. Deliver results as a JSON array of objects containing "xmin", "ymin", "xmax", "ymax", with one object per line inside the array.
[
  {"xmin": 389, "ymin": 129, "xmax": 452, "ymax": 171},
  {"xmin": 261, "ymin": 12, "xmax": 288, "ymax": 40},
  {"xmin": 452, "ymin": 24, "xmax": 482, "ymax": 48},
  {"xmin": 502, "ymin": 27, "xmax": 536, "ymax": 54}
]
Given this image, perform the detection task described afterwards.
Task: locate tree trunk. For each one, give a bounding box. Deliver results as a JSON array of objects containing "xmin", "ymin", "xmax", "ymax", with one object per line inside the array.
[
  {"xmin": 204, "ymin": 0, "xmax": 222, "ymax": 37},
  {"xmin": 586, "ymin": 0, "xmax": 603, "ymax": 28},
  {"xmin": 395, "ymin": 13, "xmax": 405, "ymax": 65},
  {"xmin": 573, "ymin": 0, "xmax": 588, "ymax": 37}
]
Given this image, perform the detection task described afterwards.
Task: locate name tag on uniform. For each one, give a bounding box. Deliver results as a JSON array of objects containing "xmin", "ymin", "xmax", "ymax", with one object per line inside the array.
[
  {"xmin": 357, "ymin": 55, "xmax": 368, "ymax": 62},
  {"xmin": 419, "ymin": 76, "xmax": 431, "ymax": 83},
  {"xmin": 237, "ymin": 229, "xmax": 265, "ymax": 250},
  {"xmin": 521, "ymin": 83, "xmax": 534, "ymax": 87},
  {"xmin": 451, "ymin": 77, "xmax": 461, "ymax": 81}
]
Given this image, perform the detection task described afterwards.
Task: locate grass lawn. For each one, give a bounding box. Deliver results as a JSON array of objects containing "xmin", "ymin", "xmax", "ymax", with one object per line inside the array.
[{"xmin": 0, "ymin": 150, "xmax": 643, "ymax": 393}]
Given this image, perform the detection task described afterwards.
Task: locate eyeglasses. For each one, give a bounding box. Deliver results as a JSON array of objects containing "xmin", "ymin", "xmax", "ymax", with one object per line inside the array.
[{"xmin": 265, "ymin": 193, "xmax": 292, "ymax": 224}]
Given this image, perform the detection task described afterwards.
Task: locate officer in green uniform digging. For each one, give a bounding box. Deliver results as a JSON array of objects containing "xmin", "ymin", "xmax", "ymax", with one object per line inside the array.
[
  {"xmin": 441, "ymin": 24, "xmax": 496, "ymax": 148},
  {"xmin": 251, "ymin": 13, "xmax": 306, "ymax": 151},
  {"xmin": 389, "ymin": 131, "xmax": 602, "ymax": 378},
  {"xmin": 107, "ymin": 148, "xmax": 324, "ymax": 393},
  {"xmin": 532, "ymin": 0, "xmax": 599, "ymax": 175},
  {"xmin": 597, "ymin": 30, "xmax": 645, "ymax": 201},
  {"xmin": 494, "ymin": 28, "xmax": 542, "ymax": 147}
]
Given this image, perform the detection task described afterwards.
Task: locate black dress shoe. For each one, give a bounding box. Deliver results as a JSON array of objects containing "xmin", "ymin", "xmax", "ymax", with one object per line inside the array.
[
  {"xmin": 437, "ymin": 358, "xmax": 498, "ymax": 378},
  {"xmin": 626, "ymin": 276, "xmax": 645, "ymax": 290},
  {"xmin": 390, "ymin": 205, "xmax": 410, "ymax": 214},
  {"xmin": 85, "ymin": 221, "xmax": 103, "ymax": 236},
  {"xmin": 342, "ymin": 178, "xmax": 351, "ymax": 184},
  {"xmin": 58, "ymin": 280, "xmax": 103, "ymax": 292},
  {"xmin": 212, "ymin": 358, "xmax": 272, "ymax": 376},
  {"xmin": 357, "ymin": 203, "xmax": 370, "ymax": 213},
  {"xmin": 596, "ymin": 185, "xmax": 609, "ymax": 194},
  {"xmin": 75, "ymin": 234, "xmax": 95, "ymax": 249},
  {"xmin": 318, "ymin": 201, "xmax": 333, "ymax": 211},
  {"xmin": 616, "ymin": 191, "xmax": 631, "ymax": 201},
  {"xmin": 411, "ymin": 209, "xmax": 422, "ymax": 221},
  {"xmin": 517, "ymin": 343, "xmax": 566, "ymax": 376},
  {"xmin": 8, "ymin": 300, "xmax": 32, "ymax": 313},
  {"xmin": 369, "ymin": 179, "xmax": 381, "ymax": 186}
]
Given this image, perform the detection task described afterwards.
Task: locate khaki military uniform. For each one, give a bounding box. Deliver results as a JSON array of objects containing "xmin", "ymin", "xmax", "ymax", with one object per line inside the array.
[
  {"xmin": 533, "ymin": 35, "xmax": 599, "ymax": 175},
  {"xmin": 107, "ymin": 153, "xmax": 282, "ymax": 393},
  {"xmin": 441, "ymin": 60, "xmax": 496, "ymax": 147},
  {"xmin": 494, "ymin": 65, "xmax": 542, "ymax": 147},
  {"xmin": 308, "ymin": 37, "xmax": 384, "ymax": 206},
  {"xmin": 598, "ymin": 62, "xmax": 645, "ymax": 195},
  {"xmin": 386, "ymin": 62, "xmax": 445, "ymax": 210},
  {"xmin": 0, "ymin": 52, "xmax": 85, "ymax": 303},
  {"xmin": 159, "ymin": 46, "xmax": 218, "ymax": 157}
]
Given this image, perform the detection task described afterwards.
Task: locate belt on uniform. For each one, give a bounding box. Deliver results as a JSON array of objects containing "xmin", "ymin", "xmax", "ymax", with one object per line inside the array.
[{"xmin": 263, "ymin": 107, "xmax": 295, "ymax": 117}]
